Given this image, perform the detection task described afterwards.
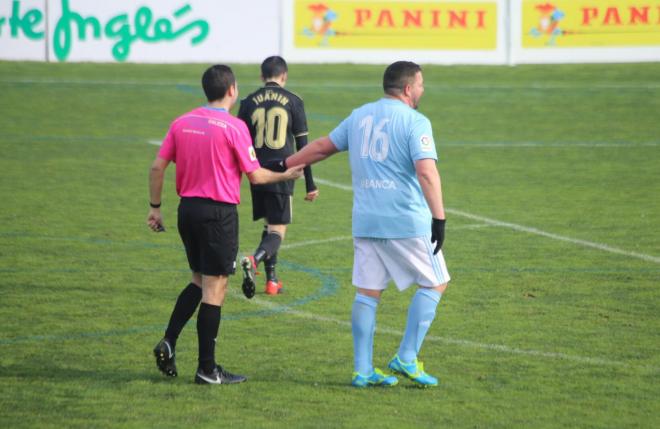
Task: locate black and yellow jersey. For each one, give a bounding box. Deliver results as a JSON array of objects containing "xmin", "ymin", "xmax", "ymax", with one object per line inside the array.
[{"xmin": 238, "ymin": 82, "xmax": 309, "ymax": 195}]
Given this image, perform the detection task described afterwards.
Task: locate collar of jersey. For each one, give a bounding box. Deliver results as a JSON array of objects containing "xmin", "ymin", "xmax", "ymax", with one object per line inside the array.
[
  {"xmin": 264, "ymin": 81, "xmax": 281, "ymax": 87},
  {"xmin": 203, "ymin": 106, "xmax": 227, "ymax": 112}
]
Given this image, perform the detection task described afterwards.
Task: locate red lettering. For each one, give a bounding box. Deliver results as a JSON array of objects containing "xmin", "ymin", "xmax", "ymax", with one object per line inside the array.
[
  {"xmin": 582, "ymin": 7, "xmax": 598, "ymax": 25},
  {"xmin": 448, "ymin": 10, "xmax": 467, "ymax": 28},
  {"xmin": 403, "ymin": 10, "xmax": 422, "ymax": 27},
  {"xmin": 431, "ymin": 10, "xmax": 441, "ymax": 28},
  {"xmin": 376, "ymin": 9, "xmax": 395, "ymax": 27},
  {"xmin": 630, "ymin": 6, "xmax": 649, "ymax": 24},
  {"xmin": 354, "ymin": 9, "xmax": 371, "ymax": 27},
  {"xmin": 603, "ymin": 7, "xmax": 622, "ymax": 25},
  {"xmin": 475, "ymin": 10, "xmax": 486, "ymax": 29}
]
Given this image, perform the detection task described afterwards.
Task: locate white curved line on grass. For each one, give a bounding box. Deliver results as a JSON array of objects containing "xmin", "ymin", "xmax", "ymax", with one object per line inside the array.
[
  {"xmin": 242, "ymin": 294, "xmax": 657, "ymax": 372},
  {"xmin": 314, "ymin": 178, "xmax": 660, "ymax": 264}
]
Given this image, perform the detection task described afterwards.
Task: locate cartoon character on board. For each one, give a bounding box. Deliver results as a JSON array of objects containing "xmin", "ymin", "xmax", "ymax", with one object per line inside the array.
[
  {"xmin": 302, "ymin": 3, "xmax": 338, "ymax": 46},
  {"xmin": 529, "ymin": 3, "xmax": 566, "ymax": 45}
]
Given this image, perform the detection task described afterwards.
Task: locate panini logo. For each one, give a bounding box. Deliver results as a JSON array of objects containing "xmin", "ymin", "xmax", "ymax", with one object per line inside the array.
[
  {"xmin": 524, "ymin": 0, "xmax": 660, "ymax": 48},
  {"xmin": 295, "ymin": 1, "xmax": 498, "ymax": 50}
]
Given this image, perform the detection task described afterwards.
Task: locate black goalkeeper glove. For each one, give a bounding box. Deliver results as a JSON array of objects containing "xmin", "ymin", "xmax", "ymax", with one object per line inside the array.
[
  {"xmin": 261, "ymin": 159, "xmax": 287, "ymax": 172},
  {"xmin": 431, "ymin": 218, "xmax": 446, "ymax": 255}
]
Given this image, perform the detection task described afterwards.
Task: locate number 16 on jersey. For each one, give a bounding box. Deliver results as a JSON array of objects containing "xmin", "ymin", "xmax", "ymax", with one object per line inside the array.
[{"xmin": 359, "ymin": 115, "xmax": 390, "ymax": 162}]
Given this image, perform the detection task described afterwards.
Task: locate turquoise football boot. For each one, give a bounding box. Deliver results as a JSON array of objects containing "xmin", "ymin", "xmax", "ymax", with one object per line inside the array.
[
  {"xmin": 351, "ymin": 368, "xmax": 398, "ymax": 388},
  {"xmin": 388, "ymin": 354, "xmax": 438, "ymax": 387}
]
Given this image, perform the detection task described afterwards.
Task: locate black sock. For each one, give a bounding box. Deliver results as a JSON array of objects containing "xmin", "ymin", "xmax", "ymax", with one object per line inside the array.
[
  {"xmin": 265, "ymin": 255, "xmax": 278, "ymax": 282},
  {"xmin": 265, "ymin": 251, "xmax": 278, "ymax": 267},
  {"xmin": 164, "ymin": 283, "xmax": 202, "ymax": 348},
  {"xmin": 197, "ymin": 303, "xmax": 221, "ymax": 373},
  {"xmin": 254, "ymin": 232, "xmax": 282, "ymax": 265},
  {"xmin": 253, "ymin": 226, "xmax": 269, "ymax": 264}
]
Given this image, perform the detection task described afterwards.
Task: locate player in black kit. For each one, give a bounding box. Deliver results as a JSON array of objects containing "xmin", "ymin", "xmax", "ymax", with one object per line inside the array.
[{"xmin": 237, "ymin": 56, "xmax": 318, "ymax": 297}]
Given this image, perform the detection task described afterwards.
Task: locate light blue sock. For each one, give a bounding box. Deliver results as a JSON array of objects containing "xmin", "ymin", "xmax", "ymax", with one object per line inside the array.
[
  {"xmin": 398, "ymin": 288, "xmax": 441, "ymax": 363},
  {"xmin": 351, "ymin": 293, "xmax": 379, "ymax": 375}
]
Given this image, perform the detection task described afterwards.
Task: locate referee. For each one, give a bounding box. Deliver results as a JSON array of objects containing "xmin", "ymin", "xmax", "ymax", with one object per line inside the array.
[{"xmin": 147, "ymin": 65, "xmax": 304, "ymax": 385}]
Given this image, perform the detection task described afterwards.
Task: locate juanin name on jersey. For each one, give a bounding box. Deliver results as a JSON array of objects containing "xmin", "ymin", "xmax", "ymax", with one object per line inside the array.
[{"xmin": 251, "ymin": 90, "xmax": 290, "ymax": 107}]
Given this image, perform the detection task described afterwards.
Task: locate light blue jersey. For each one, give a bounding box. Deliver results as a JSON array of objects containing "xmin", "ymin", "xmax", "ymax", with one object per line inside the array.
[{"xmin": 329, "ymin": 98, "xmax": 438, "ymax": 238}]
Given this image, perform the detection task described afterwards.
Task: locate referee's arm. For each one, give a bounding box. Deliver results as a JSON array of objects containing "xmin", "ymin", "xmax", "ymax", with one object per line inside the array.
[
  {"xmin": 147, "ymin": 156, "xmax": 170, "ymax": 232},
  {"xmin": 247, "ymin": 165, "xmax": 305, "ymax": 185}
]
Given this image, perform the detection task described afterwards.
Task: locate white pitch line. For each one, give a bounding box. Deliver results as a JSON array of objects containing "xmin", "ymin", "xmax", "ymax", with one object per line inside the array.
[
  {"xmin": 446, "ymin": 208, "xmax": 660, "ymax": 264},
  {"xmin": 241, "ymin": 294, "xmax": 656, "ymax": 371},
  {"xmin": 314, "ymin": 178, "xmax": 660, "ymax": 264},
  {"xmin": 147, "ymin": 139, "xmax": 658, "ymax": 150},
  {"xmin": 281, "ymin": 224, "xmax": 492, "ymax": 250},
  {"xmin": 441, "ymin": 142, "xmax": 660, "ymax": 148},
  {"xmin": 281, "ymin": 236, "xmax": 353, "ymax": 250},
  {"xmin": 143, "ymin": 141, "xmax": 657, "ymax": 262},
  {"xmin": 314, "ymin": 178, "xmax": 353, "ymax": 191},
  {"xmin": 4, "ymin": 78, "xmax": 660, "ymax": 91}
]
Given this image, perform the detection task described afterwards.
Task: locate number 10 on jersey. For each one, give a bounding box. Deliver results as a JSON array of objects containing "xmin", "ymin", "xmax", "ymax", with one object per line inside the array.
[{"xmin": 251, "ymin": 107, "xmax": 288, "ymax": 150}]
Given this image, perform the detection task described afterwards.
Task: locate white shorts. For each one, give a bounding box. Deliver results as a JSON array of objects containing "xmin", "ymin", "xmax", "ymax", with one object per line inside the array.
[{"xmin": 352, "ymin": 237, "xmax": 451, "ymax": 291}]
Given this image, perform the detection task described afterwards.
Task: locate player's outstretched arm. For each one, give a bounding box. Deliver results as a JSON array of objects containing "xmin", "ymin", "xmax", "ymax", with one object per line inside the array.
[{"xmin": 287, "ymin": 136, "xmax": 338, "ymax": 167}]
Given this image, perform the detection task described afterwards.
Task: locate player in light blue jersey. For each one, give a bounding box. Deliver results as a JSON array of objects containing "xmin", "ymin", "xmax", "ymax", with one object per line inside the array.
[{"xmin": 286, "ymin": 61, "xmax": 449, "ymax": 387}]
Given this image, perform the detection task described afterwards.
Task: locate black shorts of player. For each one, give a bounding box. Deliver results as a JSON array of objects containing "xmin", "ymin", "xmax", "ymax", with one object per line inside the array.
[
  {"xmin": 177, "ymin": 197, "xmax": 238, "ymax": 276},
  {"xmin": 251, "ymin": 190, "xmax": 292, "ymax": 225}
]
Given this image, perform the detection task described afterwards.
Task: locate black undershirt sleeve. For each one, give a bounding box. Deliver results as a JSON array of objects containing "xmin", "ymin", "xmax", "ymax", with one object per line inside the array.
[{"xmin": 295, "ymin": 134, "xmax": 316, "ymax": 193}]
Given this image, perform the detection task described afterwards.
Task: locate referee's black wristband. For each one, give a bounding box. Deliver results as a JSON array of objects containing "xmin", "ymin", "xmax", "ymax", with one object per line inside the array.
[{"xmin": 149, "ymin": 202, "xmax": 161, "ymax": 208}]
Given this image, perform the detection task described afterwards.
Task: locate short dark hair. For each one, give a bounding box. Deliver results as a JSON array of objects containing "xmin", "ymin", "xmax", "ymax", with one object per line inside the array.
[
  {"xmin": 201, "ymin": 64, "xmax": 235, "ymax": 102},
  {"xmin": 261, "ymin": 56, "xmax": 288, "ymax": 80},
  {"xmin": 383, "ymin": 61, "xmax": 422, "ymax": 96}
]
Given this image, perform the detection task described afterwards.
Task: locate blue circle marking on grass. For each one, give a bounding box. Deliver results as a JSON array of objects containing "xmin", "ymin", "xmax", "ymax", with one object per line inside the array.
[{"xmin": 0, "ymin": 234, "xmax": 341, "ymax": 345}]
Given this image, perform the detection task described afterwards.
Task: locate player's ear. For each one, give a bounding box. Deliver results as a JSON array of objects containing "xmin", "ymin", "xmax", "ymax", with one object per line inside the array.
[
  {"xmin": 403, "ymin": 83, "xmax": 412, "ymax": 98},
  {"xmin": 228, "ymin": 83, "xmax": 238, "ymax": 99}
]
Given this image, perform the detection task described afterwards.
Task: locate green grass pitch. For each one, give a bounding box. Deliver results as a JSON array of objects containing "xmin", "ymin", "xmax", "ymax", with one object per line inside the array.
[{"xmin": 0, "ymin": 60, "xmax": 659, "ymax": 428}]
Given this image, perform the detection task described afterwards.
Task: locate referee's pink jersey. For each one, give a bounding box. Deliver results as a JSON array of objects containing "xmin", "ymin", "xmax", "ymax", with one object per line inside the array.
[{"xmin": 158, "ymin": 107, "xmax": 260, "ymax": 204}]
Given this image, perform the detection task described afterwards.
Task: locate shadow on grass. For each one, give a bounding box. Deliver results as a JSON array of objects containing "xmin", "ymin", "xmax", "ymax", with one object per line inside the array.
[{"xmin": 0, "ymin": 357, "xmax": 204, "ymax": 385}]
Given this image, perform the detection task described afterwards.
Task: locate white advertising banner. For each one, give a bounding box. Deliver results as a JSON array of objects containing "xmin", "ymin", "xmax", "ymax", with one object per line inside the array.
[
  {"xmin": 282, "ymin": 0, "xmax": 509, "ymax": 65},
  {"xmin": 4, "ymin": 0, "xmax": 660, "ymax": 65},
  {"xmin": 45, "ymin": 0, "xmax": 280, "ymax": 63},
  {"xmin": 0, "ymin": 0, "xmax": 47, "ymax": 61}
]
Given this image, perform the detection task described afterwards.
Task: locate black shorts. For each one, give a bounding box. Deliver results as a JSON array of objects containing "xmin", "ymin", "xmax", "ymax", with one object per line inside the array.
[
  {"xmin": 177, "ymin": 197, "xmax": 238, "ymax": 276},
  {"xmin": 251, "ymin": 190, "xmax": 292, "ymax": 225}
]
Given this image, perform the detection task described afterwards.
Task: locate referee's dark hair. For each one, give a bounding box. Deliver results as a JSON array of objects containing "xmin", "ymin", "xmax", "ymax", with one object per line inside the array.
[
  {"xmin": 202, "ymin": 64, "xmax": 236, "ymax": 102},
  {"xmin": 261, "ymin": 56, "xmax": 288, "ymax": 80},
  {"xmin": 383, "ymin": 61, "xmax": 422, "ymax": 96}
]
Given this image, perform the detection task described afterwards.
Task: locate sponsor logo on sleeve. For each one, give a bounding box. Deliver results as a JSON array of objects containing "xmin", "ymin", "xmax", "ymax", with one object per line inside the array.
[
  {"xmin": 420, "ymin": 135, "xmax": 434, "ymax": 152},
  {"xmin": 248, "ymin": 146, "xmax": 257, "ymax": 162}
]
